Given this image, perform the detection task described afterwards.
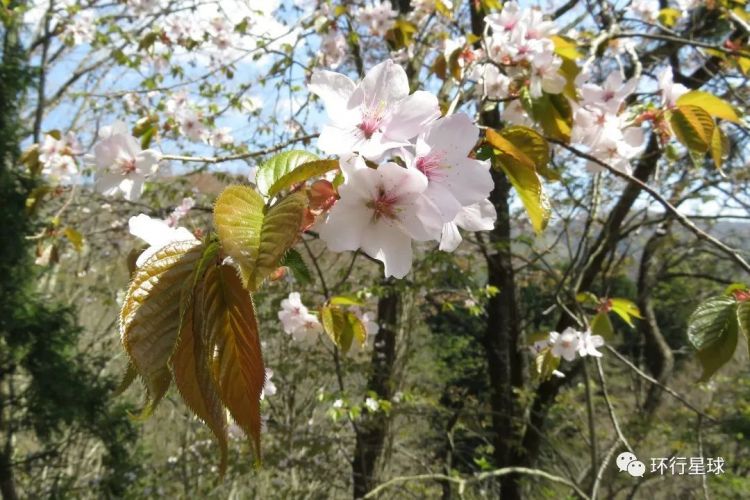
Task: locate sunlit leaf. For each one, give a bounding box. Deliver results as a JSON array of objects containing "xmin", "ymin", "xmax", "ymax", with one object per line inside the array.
[
  {"xmin": 214, "ymin": 185, "xmax": 264, "ymax": 280},
  {"xmin": 610, "ymin": 298, "xmax": 643, "ymax": 327},
  {"xmin": 670, "ymin": 105, "xmax": 715, "ymax": 153},
  {"xmin": 321, "ymin": 306, "xmax": 366, "ymax": 353},
  {"xmin": 676, "ymin": 91, "xmax": 740, "ymax": 123},
  {"xmin": 527, "ymin": 93, "xmax": 572, "ymax": 142},
  {"xmin": 266, "ymin": 159, "xmax": 338, "ymax": 199},
  {"xmin": 119, "ymin": 240, "xmax": 203, "ymax": 413},
  {"xmin": 248, "ymin": 191, "xmax": 307, "ymax": 290},
  {"xmin": 255, "ymin": 150, "xmax": 319, "ymax": 196},
  {"xmin": 658, "ymin": 7, "xmax": 681, "ymax": 27},
  {"xmin": 535, "ymin": 348, "xmax": 560, "ymax": 381},
  {"xmin": 591, "ymin": 311, "xmax": 615, "ymax": 340}
]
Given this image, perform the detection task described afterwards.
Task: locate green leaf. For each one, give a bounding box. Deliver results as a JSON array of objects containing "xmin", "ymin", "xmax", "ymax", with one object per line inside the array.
[
  {"xmin": 488, "ymin": 129, "xmax": 551, "ymax": 234},
  {"xmin": 63, "ymin": 227, "xmax": 84, "ymax": 252},
  {"xmin": 320, "ymin": 306, "xmax": 366, "ymax": 353},
  {"xmin": 279, "ymin": 248, "xmax": 313, "ymax": 285},
  {"xmin": 609, "ymin": 298, "xmax": 643, "ymax": 327},
  {"xmin": 214, "ymin": 187, "xmax": 306, "ymax": 290},
  {"xmin": 658, "ymin": 7, "xmax": 681, "ymax": 27},
  {"xmin": 670, "ymin": 105, "xmax": 715, "ymax": 154},
  {"xmin": 119, "ymin": 240, "xmax": 204, "ymax": 414},
  {"xmin": 710, "ymin": 126, "xmax": 729, "ymax": 171},
  {"xmin": 248, "ymin": 192, "xmax": 306, "ymax": 290},
  {"xmin": 535, "ymin": 348, "xmax": 561, "ymax": 381},
  {"xmin": 266, "ymin": 159, "xmax": 339, "ymax": 199},
  {"xmin": 202, "ymin": 264, "xmax": 265, "ymax": 459},
  {"xmin": 687, "ymin": 296, "xmax": 739, "ymax": 380},
  {"xmin": 527, "ymin": 93, "xmax": 572, "ymax": 142},
  {"xmin": 498, "ymin": 126, "xmax": 558, "ymax": 180},
  {"xmin": 676, "ymin": 91, "xmax": 740, "ymax": 123},
  {"xmin": 330, "ymin": 295, "xmax": 364, "ymax": 307},
  {"xmin": 591, "ymin": 311, "xmax": 615, "ymax": 340},
  {"xmin": 737, "ymin": 301, "xmax": 750, "ymax": 357},
  {"xmin": 255, "ymin": 150, "xmax": 319, "ymax": 196}
]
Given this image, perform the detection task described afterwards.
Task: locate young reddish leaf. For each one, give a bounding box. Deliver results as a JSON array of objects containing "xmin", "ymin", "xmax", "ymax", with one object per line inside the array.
[
  {"xmin": 119, "ymin": 240, "xmax": 203, "ymax": 413},
  {"xmin": 204, "ymin": 265, "xmax": 265, "ymax": 459},
  {"xmin": 171, "ymin": 298, "xmax": 228, "ymax": 475}
]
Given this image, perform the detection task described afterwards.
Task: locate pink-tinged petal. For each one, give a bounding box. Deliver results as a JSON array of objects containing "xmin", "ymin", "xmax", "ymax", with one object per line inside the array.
[
  {"xmin": 339, "ymin": 154, "xmax": 368, "ymax": 180},
  {"xmin": 360, "ymin": 59, "xmax": 409, "ymax": 108},
  {"xmin": 424, "ymin": 182, "xmax": 463, "ymax": 222},
  {"xmin": 377, "ymin": 162, "xmax": 427, "ymax": 199},
  {"xmin": 383, "ymin": 91, "xmax": 440, "ymax": 142},
  {"xmin": 356, "ymin": 133, "xmax": 408, "ymax": 161},
  {"xmin": 454, "ymin": 199, "xmax": 496, "ymax": 231},
  {"xmin": 401, "ymin": 194, "xmax": 444, "ymax": 241},
  {"xmin": 318, "ymin": 200, "xmax": 371, "ymax": 252},
  {"xmin": 421, "ymin": 113, "xmax": 480, "ymax": 162},
  {"xmin": 309, "ymin": 70, "xmax": 357, "ymax": 118},
  {"xmin": 439, "ymin": 222, "xmax": 462, "ymax": 252},
  {"xmin": 443, "ymin": 158, "xmax": 493, "ymax": 206},
  {"xmin": 360, "ymin": 219, "xmax": 413, "ymax": 278}
]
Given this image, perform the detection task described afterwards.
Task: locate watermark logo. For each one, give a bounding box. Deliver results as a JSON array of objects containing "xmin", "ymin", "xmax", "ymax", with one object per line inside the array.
[
  {"xmin": 616, "ymin": 451, "xmax": 726, "ymax": 477},
  {"xmin": 617, "ymin": 451, "xmax": 646, "ymax": 477}
]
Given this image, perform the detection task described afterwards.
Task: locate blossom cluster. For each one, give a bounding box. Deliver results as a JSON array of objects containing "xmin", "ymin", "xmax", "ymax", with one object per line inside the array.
[
  {"xmin": 475, "ymin": 2, "xmax": 565, "ymax": 104},
  {"xmin": 38, "ymin": 133, "xmax": 81, "ymax": 184},
  {"xmin": 310, "ymin": 60, "xmax": 496, "ymax": 278},
  {"xmin": 571, "ymin": 72, "xmax": 645, "ymax": 174},
  {"xmin": 535, "ymin": 327, "xmax": 605, "ymax": 362}
]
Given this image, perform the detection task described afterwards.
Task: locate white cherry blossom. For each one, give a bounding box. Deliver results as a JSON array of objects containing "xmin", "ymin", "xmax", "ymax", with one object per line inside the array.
[
  {"xmin": 309, "ymin": 59, "xmax": 440, "ymax": 161},
  {"xmin": 657, "ymin": 67, "xmax": 689, "ymax": 108},
  {"xmin": 91, "ymin": 122, "xmax": 161, "ymax": 201},
  {"xmin": 319, "ymin": 161, "xmax": 443, "ymax": 278},
  {"xmin": 357, "ymin": 2, "xmax": 397, "ymax": 36},
  {"xmin": 128, "ymin": 214, "xmax": 197, "ymax": 267},
  {"xmin": 439, "ymin": 199, "xmax": 497, "ymax": 252},
  {"xmin": 578, "ymin": 330, "xmax": 605, "ymax": 357},
  {"xmin": 549, "ymin": 327, "xmax": 581, "ymax": 362}
]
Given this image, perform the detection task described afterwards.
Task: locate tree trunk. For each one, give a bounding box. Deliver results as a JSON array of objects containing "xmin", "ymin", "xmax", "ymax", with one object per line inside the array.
[{"xmin": 352, "ymin": 290, "xmax": 400, "ymax": 498}]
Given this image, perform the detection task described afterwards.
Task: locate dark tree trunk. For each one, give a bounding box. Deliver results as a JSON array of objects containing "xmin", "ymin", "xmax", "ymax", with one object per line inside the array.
[{"xmin": 352, "ymin": 290, "xmax": 400, "ymax": 498}]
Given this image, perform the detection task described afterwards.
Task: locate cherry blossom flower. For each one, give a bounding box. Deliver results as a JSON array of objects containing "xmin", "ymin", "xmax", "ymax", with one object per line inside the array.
[
  {"xmin": 179, "ymin": 109, "xmax": 209, "ymax": 142},
  {"xmin": 439, "ymin": 199, "xmax": 497, "ymax": 252},
  {"xmin": 319, "ymin": 161, "xmax": 443, "ymax": 278},
  {"xmin": 657, "ymin": 67, "xmax": 689, "ymax": 108},
  {"xmin": 579, "ymin": 72, "xmax": 637, "ymax": 114},
  {"xmin": 309, "ymin": 59, "xmax": 440, "ymax": 160},
  {"xmin": 39, "ymin": 133, "xmax": 80, "ymax": 184},
  {"xmin": 64, "ymin": 12, "xmax": 95, "ymax": 45},
  {"xmin": 128, "ymin": 214, "xmax": 197, "ymax": 267},
  {"xmin": 480, "ymin": 64, "xmax": 511, "ymax": 100},
  {"xmin": 527, "ymin": 52, "xmax": 566, "ymax": 98},
  {"xmin": 405, "ymin": 113, "xmax": 492, "ymax": 222},
  {"xmin": 91, "ymin": 122, "xmax": 161, "ymax": 201},
  {"xmin": 165, "ymin": 197, "xmax": 195, "ymax": 227},
  {"xmin": 628, "ymin": 0, "xmax": 659, "ymax": 22},
  {"xmin": 261, "ymin": 369, "xmax": 277, "ymax": 400},
  {"xmin": 209, "ymin": 127, "xmax": 234, "ymax": 147},
  {"xmin": 549, "ymin": 327, "xmax": 581, "ymax": 362},
  {"xmin": 578, "ymin": 330, "xmax": 605, "ymax": 357},
  {"xmin": 364, "ymin": 397, "xmax": 380, "ymax": 412},
  {"xmin": 357, "ymin": 2, "xmax": 397, "ymax": 36},
  {"xmin": 278, "ymin": 292, "xmax": 323, "ymax": 342},
  {"xmin": 319, "ymin": 30, "xmax": 347, "ymax": 69},
  {"xmin": 502, "ymin": 100, "xmax": 534, "ymax": 127}
]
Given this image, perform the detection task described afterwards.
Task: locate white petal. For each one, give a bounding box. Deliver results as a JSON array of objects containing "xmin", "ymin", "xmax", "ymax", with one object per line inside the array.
[
  {"xmin": 309, "ymin": 70, "xmax": 357, "ymax": 118},
  {"xmin": 121, "ymin": 175, "xmax": 145, "ymax": 201},
  {"xmin": 128, "ymin": 214, "xmax": 172, "ymax": 246},
  {"xmin": 439, "ymin": 222, "xmax": 462, "ymax": 252},
  {"xmin": 318, "ymin": 200, "xmax": 370, "ymax": 252},
  {"xmin": 421, "ymin": 113, "xmax": 479, "ymax": 162},
  {"xmin": 317, "ymin": 125, "xmax": 360, "ymax": 156},
  {"xmin": 443, "ymin": 157, "xmax": 493, "ymax": 206},
  {"xmin": 360, "ymin": 219, "xmax": 413, "ymax": 278},
  {"xmin": 360, "ymin": 59, "xmax": 409, "ymax": 108},
  {"xmin": 94, "ymin": 172, "xmax": 124, "ymax": 196},
  {"xmin": 454, "ymin": 199, "xmax": 497, "ymax": 231},
  {"xmin": 383, "ymin": 91, "xmax": 440, "ymax": 142}
]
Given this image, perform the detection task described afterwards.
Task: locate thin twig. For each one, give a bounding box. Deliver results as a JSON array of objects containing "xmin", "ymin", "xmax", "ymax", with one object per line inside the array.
[
  {"xmin": 160, "ymin": 134, "xmax": 318, "ymax": 164},
  {"xmin": 362, "ymin": 466, "xmax": 591, "ymax": 499}
]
